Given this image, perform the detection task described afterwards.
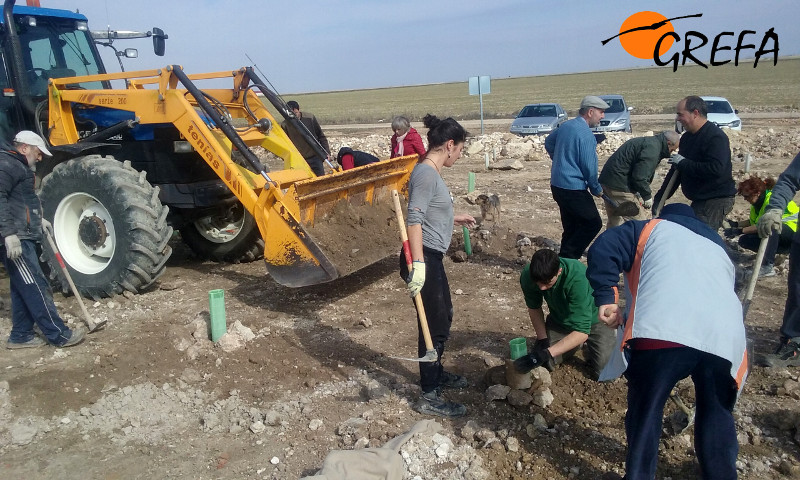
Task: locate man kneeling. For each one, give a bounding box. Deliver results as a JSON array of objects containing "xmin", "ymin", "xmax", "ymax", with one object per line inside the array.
[{"xmin": 515, "ymin": 248, "xmax": 615, "ymax": 378}]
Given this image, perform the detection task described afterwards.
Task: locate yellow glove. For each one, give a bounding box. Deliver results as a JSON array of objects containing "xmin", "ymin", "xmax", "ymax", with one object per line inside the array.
[{"xmin": 406, "ymin": 261, "xmax": 426, "ymax": 297}]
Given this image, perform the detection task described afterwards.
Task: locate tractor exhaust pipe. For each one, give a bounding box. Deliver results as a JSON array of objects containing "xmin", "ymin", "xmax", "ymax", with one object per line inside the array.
[{"xmin": 2, "ymin": 0, "xmax": 38, "ymax": 117}]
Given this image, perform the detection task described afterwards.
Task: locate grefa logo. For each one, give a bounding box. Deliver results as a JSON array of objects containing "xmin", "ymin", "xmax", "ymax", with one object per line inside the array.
[{"xmin": 602, "ymin": 11, "xmax": 779, "ymax": 71}]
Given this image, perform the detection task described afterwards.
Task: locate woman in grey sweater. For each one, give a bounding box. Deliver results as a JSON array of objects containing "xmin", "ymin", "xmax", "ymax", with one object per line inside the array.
[{"xmin": 401, "ymin": 114, "xmax": 476, "ymax": 417}]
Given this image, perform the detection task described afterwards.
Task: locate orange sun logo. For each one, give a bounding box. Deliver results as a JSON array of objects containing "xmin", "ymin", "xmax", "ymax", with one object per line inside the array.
[{"xmin": 618, "ymin": 11, "xmax": 675, "ymax": 59}]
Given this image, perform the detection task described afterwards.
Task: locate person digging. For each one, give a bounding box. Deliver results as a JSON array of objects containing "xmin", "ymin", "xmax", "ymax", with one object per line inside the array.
[{"xmin": 514, "ymin": 248, "xmax": 615, "ymax": 379}]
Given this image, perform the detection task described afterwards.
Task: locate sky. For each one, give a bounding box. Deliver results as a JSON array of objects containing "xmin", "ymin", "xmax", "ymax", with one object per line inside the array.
[{"xmin": 42, "ymin": 0, "xmax": 800, "ymax": 94}]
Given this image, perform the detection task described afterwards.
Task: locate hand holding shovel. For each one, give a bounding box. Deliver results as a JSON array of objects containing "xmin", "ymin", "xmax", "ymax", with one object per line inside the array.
[
  {"xmin": 391, "ymin": 190, "xmax": 437, "ymax": 363},
  {"xmin": 43, "ymin": 222, "xmax": 106, "ymax": 333}
]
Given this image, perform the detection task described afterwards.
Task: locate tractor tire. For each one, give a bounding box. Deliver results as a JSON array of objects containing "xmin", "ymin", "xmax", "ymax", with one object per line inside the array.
[
  {"xmin": 39, "ymin": 156, "xmax": 173, "ymax": 299},
  {"xmin": 179, "ymin": 204, "xmax": 264, "ymax": 263}
]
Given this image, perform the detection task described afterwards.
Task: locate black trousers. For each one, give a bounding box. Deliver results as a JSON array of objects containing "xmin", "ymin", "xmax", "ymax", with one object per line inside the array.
[
  {"xmin": 399, "ymin": 247, "xmax": 452, "ymax": 393},
  {"xmin": 781, "ymin": 235, "xmax": 800, "ymax": 339},
  {"xmin": 551, "ymin": 185, "xmax": 602, "ymax": 259}
]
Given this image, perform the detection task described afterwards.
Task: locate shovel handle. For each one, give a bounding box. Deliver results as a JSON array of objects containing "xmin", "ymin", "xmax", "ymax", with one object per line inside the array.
[
  {"xmin": 742, "ymin": 236, "xmax": 769, "ymax": 319},
  {"xmin": 44, "ymin": 226, "xmax": 98, "ymax": 331},
  {"xmin": 392, "ymin": 190, "xmax": 435, "ymax": 352},
  {"xmin": 654, "ymin": 168, "xmax": 680, "ymax": 217}
]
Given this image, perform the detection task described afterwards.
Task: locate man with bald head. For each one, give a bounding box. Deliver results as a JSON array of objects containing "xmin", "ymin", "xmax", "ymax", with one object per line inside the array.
[{"xmin": 652, "ymin": 96, "xmax": 736, "ymax": 230}]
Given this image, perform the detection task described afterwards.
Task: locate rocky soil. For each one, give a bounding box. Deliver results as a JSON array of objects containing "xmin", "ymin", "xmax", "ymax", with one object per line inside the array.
[{"xmin": 1, "ymin": 117, "xmax": 800, "ymax": 479}]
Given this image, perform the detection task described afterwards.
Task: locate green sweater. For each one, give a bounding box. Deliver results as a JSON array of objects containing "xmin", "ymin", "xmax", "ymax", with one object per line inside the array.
[{"xmin": 520, "ymin": 257, "xmax": 599, "ymax": 334}]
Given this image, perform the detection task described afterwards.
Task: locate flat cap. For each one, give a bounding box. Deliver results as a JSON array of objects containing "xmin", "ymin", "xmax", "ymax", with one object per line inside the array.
[{"xmin": 580, "ymin": 95, "xmax": 610, "ymax": 110}]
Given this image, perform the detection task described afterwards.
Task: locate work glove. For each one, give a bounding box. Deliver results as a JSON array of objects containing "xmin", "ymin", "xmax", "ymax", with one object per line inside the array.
[
  {"xmin": 757, "ymin": 208, "xmax": 783, "ymax": 238},
  {"xmin": 533, "ymin": 337, "xmax": 551, "ymax": 353},
  {"xmin": 406, "ymin": 261, "xmax": 426, "ymax": 298},
  {"xmin": 41, "ymin": 219, "xmax": 52, "ymax": 234},
  {"xmin": 642, "ymin": 198, "xmax": 653, "ymax": 209},
  {"xmin": 4, "ymin": 234, "xmax": 21, "ymax": 260},
  {"xmin": 723, "ymin": 218, "xmax": 738, "ymax": 229},
  {"xmin": 668, "ymin": 153, "xmax": 685, "ymax": 166},
  {"xmin": 513, "ymin": 347, "xmax": 555, "ymax": 374}
]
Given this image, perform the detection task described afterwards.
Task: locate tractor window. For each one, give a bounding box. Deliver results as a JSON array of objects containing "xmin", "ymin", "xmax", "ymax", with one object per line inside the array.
[{"xmin": 19, "ymin": 19, "xmax": 104, "ymax": 96}]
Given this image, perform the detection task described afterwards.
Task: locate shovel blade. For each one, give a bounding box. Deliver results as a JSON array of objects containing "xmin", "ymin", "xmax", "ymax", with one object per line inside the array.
[{"xmin": 390, "ymin": 349, "xmax": 438, "ymax": 363}]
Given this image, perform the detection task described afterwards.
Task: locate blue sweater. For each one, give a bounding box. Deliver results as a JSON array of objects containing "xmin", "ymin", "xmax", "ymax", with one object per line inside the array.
[{"xmin": 545, "ymin": 116, "xmax": 602, "ymax": 195}]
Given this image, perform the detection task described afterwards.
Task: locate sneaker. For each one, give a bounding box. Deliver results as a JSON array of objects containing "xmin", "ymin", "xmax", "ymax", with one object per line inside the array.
[
  {"xmin": 763, "ymin": 339, "xmax": 800, "ymax": 367},
  {"xmin": 6, "ymin": 335, "xmax": 46, "ymax": 349},
  {"xmin": 759, "ymin": 264, "xmax": 777, "ymax": 278},
  {"xmin": 440, "ymin": 371, "xmax": 468, "ymax": 389},
  {"xmin": 414, "ymin": 388, "xmax": 466, "ymax": 417},
  {"xmin": 57, "ymin": 325, "xmax": 87, "ymax": 348}
]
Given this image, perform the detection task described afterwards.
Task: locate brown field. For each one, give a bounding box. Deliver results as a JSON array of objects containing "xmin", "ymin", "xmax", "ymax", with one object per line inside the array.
[{"xmin": 271, "ymin": 57, "xmax": 800, "ymax": 123}]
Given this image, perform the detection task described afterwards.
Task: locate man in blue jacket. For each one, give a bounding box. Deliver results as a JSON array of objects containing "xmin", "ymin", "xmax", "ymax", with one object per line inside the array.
[
  {"xmin": 545, "ymin": 95, "xmax": 608, "ymax": 259},
  {"xmin": 587, "ymin": 203, "xmax": 747, "ymax": 480},
  {"xmin": 1, "ymin": 131, "xmax": 86, "ymax": 349}
]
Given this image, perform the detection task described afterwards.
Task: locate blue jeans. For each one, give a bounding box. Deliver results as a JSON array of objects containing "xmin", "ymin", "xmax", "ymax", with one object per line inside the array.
[
  {"xmin": 2, "ymin": 239, "xmax": 72, "ymax": 345},
  {"xmin": 624, "ymin": 346, "xmax": 738, "ymax": 480}
]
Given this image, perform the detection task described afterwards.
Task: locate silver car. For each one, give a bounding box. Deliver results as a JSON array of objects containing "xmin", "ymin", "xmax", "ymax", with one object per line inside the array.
[
  {"xmin": 591, "ymin": 94, "xmax": 633, "ymax": 133},
  {"xmin": 510, "ymin": 103, "xmax": 567, "ymax": 136}
]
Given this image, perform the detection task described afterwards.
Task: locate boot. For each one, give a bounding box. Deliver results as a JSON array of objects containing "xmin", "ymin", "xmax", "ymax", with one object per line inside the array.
[{"xmin": 414, "ymin": 388, "xmax": 466, "ymax": 417}]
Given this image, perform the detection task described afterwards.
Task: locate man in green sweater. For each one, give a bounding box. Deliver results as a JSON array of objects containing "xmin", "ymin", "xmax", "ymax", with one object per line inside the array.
[
  {"xmin": 515, "ymin": 248, "xmax": 616, "ymax": 379},
  {"xmin": 599, "ymin": 131, "xmax": 681, "ymax": 228}
]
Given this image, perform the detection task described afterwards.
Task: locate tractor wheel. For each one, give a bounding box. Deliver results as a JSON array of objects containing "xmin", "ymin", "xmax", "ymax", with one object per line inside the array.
[
  {"xmin": 179, "ymin": 204, "xmax": 264, "ymax": 263},
  {"xmin": 39, "ymin": 156, "xmax": 173, "ymax": 299}
]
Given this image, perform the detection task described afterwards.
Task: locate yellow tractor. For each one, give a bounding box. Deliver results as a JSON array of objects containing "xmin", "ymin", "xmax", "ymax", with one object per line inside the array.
[{"xmin": 1, "ymin": 0, "xmax": 416, "ymax": 297}]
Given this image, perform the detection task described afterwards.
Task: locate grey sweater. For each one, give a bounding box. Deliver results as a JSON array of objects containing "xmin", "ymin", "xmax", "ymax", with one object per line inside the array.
[{"xmin": 406, "ymin": 163, "xmax": 454, "ymax": 254}]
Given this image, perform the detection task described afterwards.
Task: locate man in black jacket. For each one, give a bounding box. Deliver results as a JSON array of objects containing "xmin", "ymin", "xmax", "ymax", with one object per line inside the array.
[
  {"xmin": 599, "ymin": 130, "xmax": 680, "ymax": 228},
  {"xmin": 1, "ymin": 131, "xmax": 85, "ymax": 349},
  {"xmin": 281, "ymin": 100, "xmax": 331, "ymax": 176},
  {"xmin": 652, "ymin": 96, "xmax": 737, "ymax": 230}
]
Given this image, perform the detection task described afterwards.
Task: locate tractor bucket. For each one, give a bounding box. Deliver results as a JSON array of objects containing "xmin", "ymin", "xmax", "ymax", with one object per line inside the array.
[{"xmin": 260, "ymin": 155, "xmax": 419, "ymax": 287}]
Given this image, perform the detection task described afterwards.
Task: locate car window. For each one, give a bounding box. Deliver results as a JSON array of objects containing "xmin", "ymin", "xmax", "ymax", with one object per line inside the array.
[
  {"xmin": 603, "ymin": 99, "xmax": 626, "ymax": 113},
  {"xmin": 519, "ymin": 105, "xmax": 555, "ymax": 117},
  {"xmin": 705, "ymin": 100, "xmax": 734, "ymax": 114}
]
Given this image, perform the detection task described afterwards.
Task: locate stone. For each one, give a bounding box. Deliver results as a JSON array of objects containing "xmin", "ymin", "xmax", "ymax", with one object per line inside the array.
[
  {"xmin": 461, "ymin": 420, "xmax": 480, "ymax": 440},
  {"xmin": 489, "ymin": 159, "xmax": 524, "ymax": 171},
  {"xmin": 532, "ymin": 413, "xmax": 549, "ymax": 431},
  {"xmin": 507, "ymin": 389, "xmax": 533, "ymax": 407},
  {"xmin": 506, "ymin": 436, "xmax": 520, "ymax": 453},
  {"xmin": 485, "ymin": 384, "xmax": 511, "ymax": 401},
  {"xmin": 363, "ymin": 380, "xmax": 390, "ymax": 401},
  {"xmin": 250, "ymin": 421, "xmax": 266, "ymax": 434},
  {"xmin": 10, "ymin": 423, "xmax": 37, "ymax": 445},
  {"xmin": 532, "ymin": 389, "xmax": 554, "ymax": 408}
]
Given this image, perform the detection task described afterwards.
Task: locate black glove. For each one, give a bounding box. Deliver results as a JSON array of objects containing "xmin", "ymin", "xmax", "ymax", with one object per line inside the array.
[
  {"xmin": 723, "ymin": 218, "xmax": 739, "ymax": 229},
  {"xmin": 723, "ymin": 227, "xmax": 743, "ymax": 239},
  {"xmin": 651, "ymin": 194, "xmax": 662, "ymax": 216},
  {"xmin": 533, "ymin": 338, "xmax": 551, "ymax": 352},
  {"xmin": 513, "ymin": 348, "xmax": 555, "ymax": 373}
]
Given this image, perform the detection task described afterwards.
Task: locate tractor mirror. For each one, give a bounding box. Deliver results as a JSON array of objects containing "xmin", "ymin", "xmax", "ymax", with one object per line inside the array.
[{"xmin": 152, "ymin": 27, "xmax": 167, "ymax": 56}]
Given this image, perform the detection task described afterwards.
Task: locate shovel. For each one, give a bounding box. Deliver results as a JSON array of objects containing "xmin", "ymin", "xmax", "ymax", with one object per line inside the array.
[
  {"xmin": 653, "ymin": 169, "xmax": 680, "ymax": 217},
  {"xmin": 390, "ymin": 189, "xmax": 437, "ymax": 363},
  {"xmin": 601, "ymin": 193, "xmax": 640, "ymax": 218},
  {"xmin": 43, "ymin": 225, "xmax": 106, "ymax": 333}
]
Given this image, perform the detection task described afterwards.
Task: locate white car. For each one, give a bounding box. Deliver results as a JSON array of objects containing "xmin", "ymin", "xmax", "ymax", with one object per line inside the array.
[{"xmin": 701, "ymin": 96, "xmax": 742, "ymax": 131}]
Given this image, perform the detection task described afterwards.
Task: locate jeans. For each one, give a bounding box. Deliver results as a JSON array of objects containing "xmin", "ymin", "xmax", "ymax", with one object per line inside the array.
[
  {"xmin": 738, "ymin": 224, "xmax": 793, "ymax": 266},
  {"xmin": 545, "ymin": 315, "xmax": 617, "ymax": 378},
  {"xmin": 623, "ymin": 346, "xmax": 738, "ymax": 480},
  {"xmin": 2, "ymin": 239, "xmax": 72, "ymax": 345},
  {"xmin": 691, "ymin": 196, "xmax": 735, "ymax": 231},
  {"xmin": 551, "ymin": 185, "xmax": 602, "ymax": 259},
  {"xmin": 399, "ymin": 247, "xmax": 453, "ymax": 393}
]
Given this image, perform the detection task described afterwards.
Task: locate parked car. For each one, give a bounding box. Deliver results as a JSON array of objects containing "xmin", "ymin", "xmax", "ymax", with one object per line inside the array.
[
  {"xmin": 590, "ymin": 94, "xmax": 632, "ymax": 133},
  {"xmin": 510, "ymin": 103, "xmax": 567, "ymax": 136},
  {"xmin": 702, "ymin": 96, "xmax": 742, "ymax": 131}
]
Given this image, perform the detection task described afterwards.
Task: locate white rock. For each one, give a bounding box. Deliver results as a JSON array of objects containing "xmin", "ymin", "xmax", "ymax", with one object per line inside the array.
[
  {"xmin": 250, "ymin": 421, "xmax": 266, "ymax": 434},
  {"xmin": 435, "ymin": 443, "xmax": 450, "ymax": 458},
  {"xmin": 309, "ymin": 419, "xmax": 323, "ymax": 431},
  {"xmin": 270, "ymin": 456, "xmax": 280, "ymax": 465}
]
